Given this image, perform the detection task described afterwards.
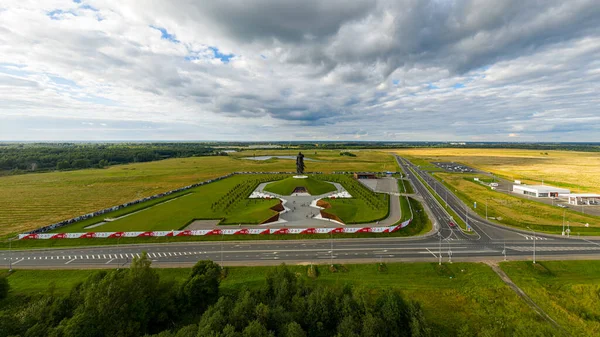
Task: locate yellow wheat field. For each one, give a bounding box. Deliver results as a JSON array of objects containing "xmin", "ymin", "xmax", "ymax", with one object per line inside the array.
[{"xmin": 389, "ymin": 148, "xmax": 600, "ymax": 193}]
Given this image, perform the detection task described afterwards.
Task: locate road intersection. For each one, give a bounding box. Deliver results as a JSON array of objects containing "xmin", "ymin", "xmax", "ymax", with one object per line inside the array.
[{"xmin": 3, "ymin": 156, "xmax": 599, "ymax": 269}]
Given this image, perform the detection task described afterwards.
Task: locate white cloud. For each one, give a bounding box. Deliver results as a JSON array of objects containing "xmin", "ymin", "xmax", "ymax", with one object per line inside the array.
[{"xmin": 0, "ymin": 0, "xmax": 599, "ymax": 141}]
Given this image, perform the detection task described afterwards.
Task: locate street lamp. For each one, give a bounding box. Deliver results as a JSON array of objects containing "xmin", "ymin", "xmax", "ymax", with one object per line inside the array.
[
  {"xmin": 562, "ymin": 210, "xmax": 566, "ymax": 236},
  {"xmin": 446, "ymin": 238, "xmax": 453, "ymax": 264},
  {"xmin": 220, "ymin": 231, "xmax": 225, "ymax": 266},
  {"xmin": 8, "ymin": 237, "xmax": 12, "ymax": 272},
  {"xmin": 502, "ymin": 241, "xmax": 507, "ymax": 261},
  {"xmin": 438, "ymin": 232, "xmax": 442, "ymax": 265},
  {"xmin": 485, "ymin": 199, "xmax": 488, "ymax": 221},
  {"xmin": 527, "ymin": 226, "xmax": 536, "ymax": 264}
]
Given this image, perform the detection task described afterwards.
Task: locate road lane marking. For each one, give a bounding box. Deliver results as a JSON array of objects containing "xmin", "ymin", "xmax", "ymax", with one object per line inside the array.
[
  {"xmin": 136, "ymin": 253, "xmax": 141, "ymax": 258},
  {"xmin": 120, "ymin": 254, "xmax": 124, "ymax": 259},
  {"xmin": 105, "ymin": 258, "xmax": 114, "ymax": 264},
  {"xmin": 65, "ymin": 258, "xmax": 76, "ymax": 265},
  {"xmin": 13, "ymin": 258, "xmax": 25, "ymax": 265},
  {"xmin": 426, "ymin": 248, "xmax": 437, "ymax": 258},
  {"xmin": 103, "ymin": 255, "xmax": 107, "ymax": 259}
]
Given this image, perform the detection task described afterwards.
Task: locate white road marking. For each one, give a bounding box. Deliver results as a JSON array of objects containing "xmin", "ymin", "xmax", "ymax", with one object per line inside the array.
[
  {"xmin": 12, "ymin": 258, "xmax": 25, "ymax": 265},
  {"xmin": 120, "ymin": 254, "xmax": 123, "ymax": 259},
  {"xmin": 105, "ymin": 258, "xmax": 115, "ymax": 264},
  {"xmin": 136, "ymin": 253, "xmax": 141, "ymax": 258},
  {"xmin": 65, "ymin": 258, "xmax": 76, "ymax": 265},
  {"xmin": 426, "ymin": 248, "xmax": 437, "ymax": 258}
]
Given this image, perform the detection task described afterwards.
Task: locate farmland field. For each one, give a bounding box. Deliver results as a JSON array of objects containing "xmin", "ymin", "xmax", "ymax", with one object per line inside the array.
[
  {"xmin": 435, "ymin": 172, "xmax": 600, "ymax": 234},
  {"xmin": 390, "ymin": 148, "xmax": 600, "ymax": 193},
  {"xmin": 0, "ymin": 150, "xmax": 394, "ymax": 237},
  {"xmin": 2, "ymin": 262, "xmax": 557, "ymax": 336},
  {"xmin": 43, "ymin": 173, "xmax": 388, "ymax": 233},
  {"xmin": 48, "ymin": 174, "xmax": 284, "ymax": 233},
  {"xmin": 501, "ymin": 260, "xmax": 600, "ymax": 337}
]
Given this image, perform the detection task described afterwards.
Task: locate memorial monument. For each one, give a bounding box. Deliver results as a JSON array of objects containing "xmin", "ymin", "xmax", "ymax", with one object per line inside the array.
[{"xmin": 296, "ymin": 152, "xmax": 306, "ymax": 174}]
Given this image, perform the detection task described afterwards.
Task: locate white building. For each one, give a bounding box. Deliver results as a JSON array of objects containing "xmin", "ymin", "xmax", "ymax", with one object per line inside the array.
[
  {"xmin": 512, "ymin": 185, "xmax": 570, "ymax": 198},
  {"xmin": 559, "ymin": 193, "xmax": 600, "ymax": 205}
]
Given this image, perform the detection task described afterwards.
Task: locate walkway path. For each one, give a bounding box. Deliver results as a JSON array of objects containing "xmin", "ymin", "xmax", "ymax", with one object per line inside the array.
[{"xmin": 486, "ymin": 261, "xmax": 570, "ymax": 336}]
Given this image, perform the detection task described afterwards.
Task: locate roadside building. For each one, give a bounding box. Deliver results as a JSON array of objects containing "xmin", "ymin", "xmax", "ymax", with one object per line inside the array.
[
  {"xmin": 353, "ymin": 172, "xmax": 378, "ymax": 179},
  {"xmin": 559, "ymin": 193, "xmax": 600, "ymax": 205},
  {"xmin": 512, "ymin": 185, "xmax": 570, "ymax": 198}
]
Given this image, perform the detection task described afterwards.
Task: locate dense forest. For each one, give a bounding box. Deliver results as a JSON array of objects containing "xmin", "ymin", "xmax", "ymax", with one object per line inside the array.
[
  {"xmin": 0, "ymin": 257, "xmax": 431, "ymax": 337},
  {"xmin": 0, "ymin": 143, "xmax": 225, "ymax": 174}
]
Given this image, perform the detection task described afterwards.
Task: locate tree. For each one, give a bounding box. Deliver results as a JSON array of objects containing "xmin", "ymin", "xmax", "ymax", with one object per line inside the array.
[
  {"xmin": 56, "ymin": 160, "xmax": 70, "ymax": 170},
  {"xmin": 242, "ymin": 320, "xmax": 274, "ymax": 337},
  {"xmin": 0, "ymin": 276, "xmax": 8, "ymax": 300},
  {"xmin": 179, "ymin": 260, "xmax": 221, "ymax": 315},
  {"xmin": 283, "ymin": 322, "xmax": 306, "ymax": 337}
]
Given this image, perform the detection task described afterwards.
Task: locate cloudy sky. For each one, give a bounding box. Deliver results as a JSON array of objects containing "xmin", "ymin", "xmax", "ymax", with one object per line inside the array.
[{"xmin": 1, "ymin": 0, "xmax": 599, "ymax": 141}]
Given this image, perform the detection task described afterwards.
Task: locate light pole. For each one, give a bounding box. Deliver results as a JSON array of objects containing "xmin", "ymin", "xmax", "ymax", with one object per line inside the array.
[
  {"xmin": 562, "ymin": 210, "xmax": 566, "ymax": 236},
  {"xmin": 567, "ymin": 221, "xmax": 570, "ymax": 238},
  {"xmin": 8, "ymin": 238, "xmax": 12, "ymax": 272},
  {"xmin": 485, "ymin": 199, "xmax": 488, "ymax": 221},
  {"xmin": 330, "ymin": 230, "xmax": 333, "ymax": 266},
  {"xmin": 446, "ymin": 239, "xmax": 452, "ymax": 264},
  {"xmin": 438, "ymin": 232, "xmax": 442, "ymax": 265},
  {"xmin": 502, "ymin": 241, "xmax": 507, "ymax": 261},
  {"xmin": 527, "ymin": 226, "xmax": 536, "ymax": 264},
  {"xmin": 220, "ymin": 231, "xmax": 224, "ymax": 266}
]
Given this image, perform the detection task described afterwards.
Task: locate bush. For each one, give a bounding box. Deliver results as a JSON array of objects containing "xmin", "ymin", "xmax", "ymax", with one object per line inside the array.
[{"xmin": 0, "ymin": 276, "xmax": 8, "ymax": 300}]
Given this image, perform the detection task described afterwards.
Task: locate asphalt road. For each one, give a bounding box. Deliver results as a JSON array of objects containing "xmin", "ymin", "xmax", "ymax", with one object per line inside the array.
[{"xmin": 3, "ymin": 157, "xmax": 599, "ymax": 269}]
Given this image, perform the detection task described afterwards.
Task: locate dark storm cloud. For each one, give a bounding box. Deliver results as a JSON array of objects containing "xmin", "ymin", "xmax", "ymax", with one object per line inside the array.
[{"xmin": 191, "ymin": 0, "xmax": 373, "ymax": 43}]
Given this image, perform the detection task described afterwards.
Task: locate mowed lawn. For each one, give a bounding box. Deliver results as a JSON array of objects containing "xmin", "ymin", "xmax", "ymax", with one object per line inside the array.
[
  {"xmin": 263, "ymin": 176, "xmax": 336, "ymax": 195},
  {"xmin": 436, "ymin": 172, "xmax": 600, "ymax": 234},
  {"xmin": 2, "ymin": 262, "xmax": 555, "ymax": 335},
  {"xmin": 49, "ymin": 175, "xmax": 280, "ymax": 233},
  {"xmin": 501, "ymin": 260, "xmax": 600, "ymax": 336},
  {"xmin": 325, "ymin": 197, "xmax": 389, "ymax": 223},
  {"xmin": 390, "ymin": 148, "xmax": 600, "ymax": 193},
  {"xmin": 0, "ymin": 150, "xmax": 395, "ymax": 237}
]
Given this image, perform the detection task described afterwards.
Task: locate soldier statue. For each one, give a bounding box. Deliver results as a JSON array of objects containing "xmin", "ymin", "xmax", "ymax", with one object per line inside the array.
[{"xmin": 296, "ymin": 152, "xmax": 306, "ymax": 174}]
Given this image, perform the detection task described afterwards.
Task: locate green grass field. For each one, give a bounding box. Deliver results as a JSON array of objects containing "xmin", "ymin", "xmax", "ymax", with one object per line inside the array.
[
  {"xmin": 1, "ymin": 262, "xmax": 557, "ymax": 336},
  {"xmin": 315, "ymin": 174, "xmax": 390, "ymax": 224},
  {"xmin": 324, "ymin": 197, "xmax": 389, "ymax": 223},
  {"xmin": 48, "ymin": 174, "xmax": 284, "ymax": 233},
  {"xmin": 262, "ymin": 176, "xmax": 336, "ymax": 195},
  {"xmin": 501, "ymin": 260, "xmax": 600, "ymax": 336},
  {"xmin": 434, "ymin": 172, "xmax": 600, "ymax": 234},
  {"xmin": 0, "ymin": 150, "xmax": 395, "ymax": 237}
]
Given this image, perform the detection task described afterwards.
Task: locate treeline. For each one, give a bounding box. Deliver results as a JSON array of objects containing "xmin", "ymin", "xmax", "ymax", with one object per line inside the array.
[
  {"xmin": 0, "ymin": 258, "xmax": 431, "ymax": 337},
  {"xmin": 0, "ymin": 143, "xmax": 225, "ymax": 174}
]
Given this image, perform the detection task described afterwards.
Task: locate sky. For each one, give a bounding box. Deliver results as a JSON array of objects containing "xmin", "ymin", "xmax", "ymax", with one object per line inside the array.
[{"xmin": 1, "ymin": 0, "xmax": 600, "ymax": 142}]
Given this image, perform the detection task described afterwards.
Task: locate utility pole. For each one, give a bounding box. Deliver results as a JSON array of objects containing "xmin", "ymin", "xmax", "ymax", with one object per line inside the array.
[{"xmin": 527, "ymin": 226, "xmax": 536, "ymax": 264}]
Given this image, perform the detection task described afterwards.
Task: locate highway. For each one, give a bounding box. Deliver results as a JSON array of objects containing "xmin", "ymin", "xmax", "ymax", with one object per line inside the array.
[{"xmin": 2, "ymin": 156, "xmax": 599, "ymax": 269}]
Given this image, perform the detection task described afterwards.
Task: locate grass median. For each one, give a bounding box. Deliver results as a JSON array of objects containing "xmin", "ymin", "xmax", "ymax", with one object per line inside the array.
[{"xmin": 408, "ymin": 166, "xmax": 469, "ymax": 232}]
